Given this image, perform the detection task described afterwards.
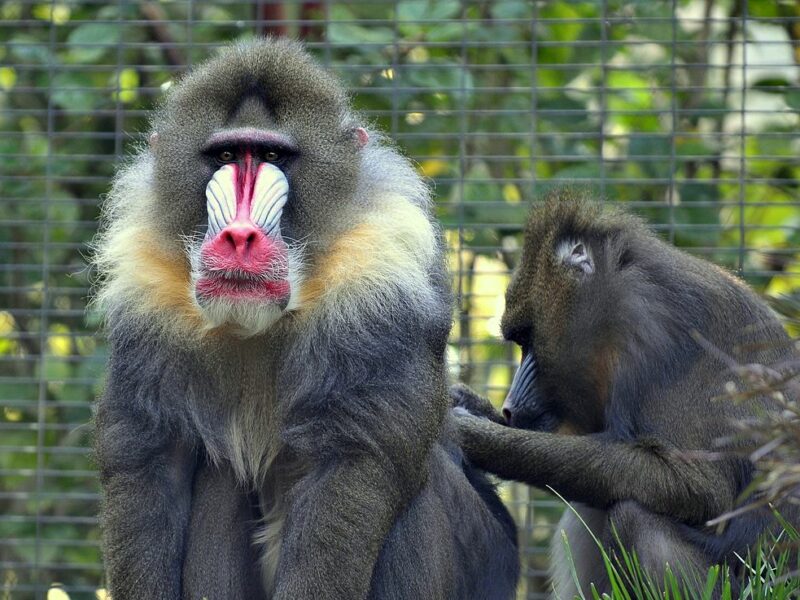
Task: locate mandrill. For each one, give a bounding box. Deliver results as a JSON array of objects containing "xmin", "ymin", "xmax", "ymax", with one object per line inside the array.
[
  {"xmin": 452, "ymin": 195, "xmax": 800, "ymax": 598},
  {"xmin": 93, "ymin": 38, "xmax": 519, "ymax": 600}
]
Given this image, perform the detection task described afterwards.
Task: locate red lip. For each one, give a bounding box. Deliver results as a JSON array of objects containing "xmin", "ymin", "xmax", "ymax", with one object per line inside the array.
[{"xmin": 196, "ymin": 275, "xmax": 290, "ymax": 302}]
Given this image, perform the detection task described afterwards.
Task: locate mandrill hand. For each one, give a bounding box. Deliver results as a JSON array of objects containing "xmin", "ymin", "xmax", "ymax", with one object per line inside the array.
[{"xmin": 449, "ymin": 383, "xmax": 507, "ymax": 425}]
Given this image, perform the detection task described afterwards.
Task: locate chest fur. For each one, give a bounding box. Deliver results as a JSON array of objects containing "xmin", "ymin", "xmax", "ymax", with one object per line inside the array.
[{"xmin": 190, "ymin": 342, "xmax": 286, "ymax": 482}]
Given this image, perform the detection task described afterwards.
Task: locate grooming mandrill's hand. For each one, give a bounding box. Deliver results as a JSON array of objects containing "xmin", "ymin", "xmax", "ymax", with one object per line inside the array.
[{"xmin": 449, "ymin": 383, "xmax": 506, "ymax": 425}]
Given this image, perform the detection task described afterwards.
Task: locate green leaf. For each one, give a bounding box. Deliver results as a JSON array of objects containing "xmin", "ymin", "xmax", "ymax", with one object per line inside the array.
[
  {"xmin": 406, "ymin": 62, "xmax": 474, "ymax": 103},
  {"xmin": 0, "ymin": 382, "xmax": 37, "ymax": 403},
  {"xmin": 490, "ymin": 0, "xmax": 531, "ymax": 20},
  {"xmin": 51, "ymin": 72, "xmax": 101, "ymax": 110},
  {"xmin": 785, "ymin": 91, "xmax": 800, "ymax": 111},
  {"xmin": 327, "ymin": 23, "xmax": 394, "ymax": 45},
  {"xmin": 747, "ymin": 1, "xmax": 780, "ymax": 18},
  {"xmin": 42, "ymin": 357, "xmax": 72, "ymax": 383},
  {"xmin": 426, "ymin": 23, "xmax": 466, "ymax": 42},
  {"xmin": 0, "ymin": 66, "xmax": 17, "ymax": 90},
  {"xmin": 398, "ymin": 0, "xmax": 460, "ymax": 22},
  {"xmin": 628, "ymin": 135, "xmax": 672, "ymax": 179},
  {"xmin": 676, "ymin": 138, "xmax": 717, "ymax": 158},
  {"xmin": 9, "ymin": 34, "xmax": 55, "ymax": 64},
  {"xmin": 540, "ymin": 3, "xmax": 583, "ymax": 43},
  {"xmin": 752, "ymin": 77, "xmax": 792, "ymax": 93},
  {"xmin": 67, "ymin": 23, "xmax": 122, "ymax": 63}
]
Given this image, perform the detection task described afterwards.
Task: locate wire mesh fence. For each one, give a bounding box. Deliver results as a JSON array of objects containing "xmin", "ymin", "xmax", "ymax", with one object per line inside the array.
[{"xmin": 1, "ymin": 1, "xmax": 798, "ymax": 598}]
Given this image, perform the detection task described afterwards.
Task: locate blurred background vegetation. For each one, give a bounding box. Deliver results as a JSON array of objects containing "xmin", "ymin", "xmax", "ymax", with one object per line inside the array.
[{"xmin": 0, "ymin": 0, "xmax": 798, "ymax": 598}]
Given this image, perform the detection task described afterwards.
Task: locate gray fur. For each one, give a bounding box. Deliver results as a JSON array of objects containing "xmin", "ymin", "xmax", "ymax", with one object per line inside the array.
[
  {"xmin": 550, "ymin": 504, "xmax": 607, "ymax": 600},
  {"xmin": 94, "ymin": 38, "xmax": 518, "ymax": 600}
]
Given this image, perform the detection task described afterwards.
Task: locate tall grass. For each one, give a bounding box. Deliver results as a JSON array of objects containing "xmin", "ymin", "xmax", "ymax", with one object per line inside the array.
[{"xmin": 556, "ymin": 503, "xmax": 800, "ymax": 600}]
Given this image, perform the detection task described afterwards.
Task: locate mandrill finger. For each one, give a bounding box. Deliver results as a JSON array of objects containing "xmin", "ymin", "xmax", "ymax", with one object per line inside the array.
[{"xmin": 450, "ymin": 383, "xmax": 506, "ymax": 424}]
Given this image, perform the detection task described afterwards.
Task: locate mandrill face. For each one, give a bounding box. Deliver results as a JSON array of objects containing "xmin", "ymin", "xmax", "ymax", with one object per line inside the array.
[
  {"xmin": 187, "ymin": 130, "xmax": 304, "ymax": 334},
  {"xmin": 96, "ymin": 39, "xmax": 438, "ymax": 349},
  {"xmin": 141, "ymin": 40, "xmax": 369, "ymax": 337}
]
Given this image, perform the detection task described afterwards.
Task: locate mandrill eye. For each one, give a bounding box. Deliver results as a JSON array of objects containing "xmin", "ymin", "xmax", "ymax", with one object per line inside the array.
[
  {"xmin": 263, "ymin": 150, "xmax": 281, "ymax": 163},
  {"xmin": 217, "ymin": 150, "xmax": 235, "ymax": 163}
]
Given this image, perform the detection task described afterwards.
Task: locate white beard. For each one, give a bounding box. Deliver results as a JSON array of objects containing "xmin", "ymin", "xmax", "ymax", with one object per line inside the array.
[
  {"xmin": 189, "ymin": 242, "xmax": 305, "ymax": 337},
  {"xmin": 195, "ymin": 297, "xmax": 285, "ymax": 336}
]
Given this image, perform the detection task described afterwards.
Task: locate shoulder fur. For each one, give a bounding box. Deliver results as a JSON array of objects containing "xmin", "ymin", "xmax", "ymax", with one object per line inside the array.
[
  {"xmin": 91, "ymin": 154, "xmax": 208, "ymax": 341},
  {"xmin": 297, "ymin": 141, "xmax": 441, "ymax": 328},
  {"xmin": 299, "ymin": 195, "xmax": 441, "ymax": 324}
]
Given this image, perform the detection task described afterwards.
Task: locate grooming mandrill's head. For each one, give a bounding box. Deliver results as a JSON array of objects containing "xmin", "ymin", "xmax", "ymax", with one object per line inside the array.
[
  {"xmin": 499, "ymin": 195, "xmax": 650, "ymax": 433},
  {"xmin": 94, "ymin": 38, "xmax": 437, "ymax": 339}
]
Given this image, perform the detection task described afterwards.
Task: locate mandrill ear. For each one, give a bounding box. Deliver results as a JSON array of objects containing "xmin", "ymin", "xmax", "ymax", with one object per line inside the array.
[
  {"xmin": 557, "ymin": 238, "xmax": 594, "ymax": 275},
  {"xmin": 352, "ymin": 127, "xmax": 369, "ymax": 149}
]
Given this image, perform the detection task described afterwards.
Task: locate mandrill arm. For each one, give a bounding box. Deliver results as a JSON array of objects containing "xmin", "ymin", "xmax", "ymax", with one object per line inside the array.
[
  {"xmin": 454, "ymin": 413, "xmax": 738, "ymax": 526},
  {"xmin": 274, "ymin": 309, "xmax": 448, "ymax": 600},
  {"xmin": 94, "ymin": 332, "xmax": 197, "ymax": 600},
  {"xmin": 275, "ymin": 392, "xmax": 440, "ymax": 600},
  {"xmin": 274, "ymin": 455, "xmax": 413, "ymax": 599}
]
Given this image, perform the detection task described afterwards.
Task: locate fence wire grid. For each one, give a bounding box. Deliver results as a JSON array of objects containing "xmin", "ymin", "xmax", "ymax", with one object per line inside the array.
[{"xmin": 1, "ymin": 1, "xmax": 799, "ymax": 598}]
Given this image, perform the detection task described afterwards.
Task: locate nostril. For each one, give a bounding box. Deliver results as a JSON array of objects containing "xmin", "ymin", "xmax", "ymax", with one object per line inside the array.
[
  {"xmin": 222, "ymin": 230, "xmax": 236, "ymax": 250},
  {"xmin": 502, "ymin": 408, "xmax": 512, "ymax": 424}
]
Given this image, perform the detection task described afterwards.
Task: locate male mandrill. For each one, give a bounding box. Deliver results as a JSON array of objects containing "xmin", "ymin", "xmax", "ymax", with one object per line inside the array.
[
  {"xmin": 93, "ymin": 39, "xmax": 518, "ymax": 600},
  {"xmin": 452, "ymin": 196, "xmax": 800, "ymax": 597}
]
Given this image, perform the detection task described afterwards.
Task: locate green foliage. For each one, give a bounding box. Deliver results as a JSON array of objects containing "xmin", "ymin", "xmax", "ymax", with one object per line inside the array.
[{"xmin": 0, "ymin": 0, "xmax": 798, "ymax": 598}]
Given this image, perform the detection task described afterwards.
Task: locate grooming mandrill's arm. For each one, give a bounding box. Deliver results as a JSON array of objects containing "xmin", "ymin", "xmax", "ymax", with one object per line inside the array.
[
  {"xmin": 95, "ymin": 332, "xmax": 197, "ymax": 600},
  {"xmin": 455, "ymin": 414, "xmax": 736, "ymax": 525}
]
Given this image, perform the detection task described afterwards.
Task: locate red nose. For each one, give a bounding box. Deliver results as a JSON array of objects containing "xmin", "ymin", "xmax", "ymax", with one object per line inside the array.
[
  {"xmin": 219, "ymin": 224, "xmax": 263, "ymax": 260},
  {"xmin": 203, "ymin": 222, "xmax": 278, "ymax": 272}
]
